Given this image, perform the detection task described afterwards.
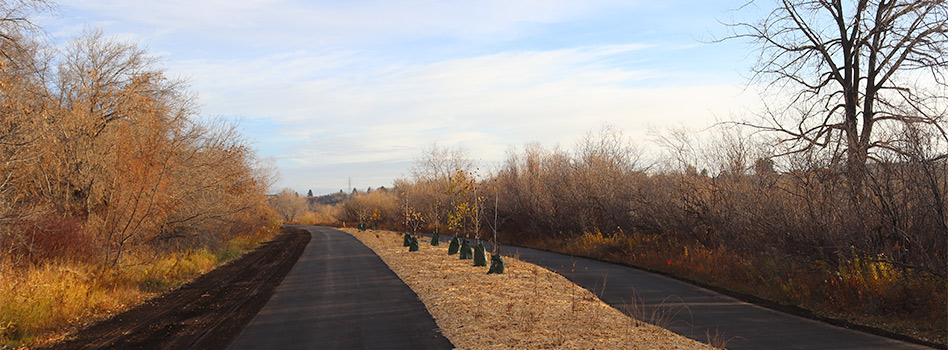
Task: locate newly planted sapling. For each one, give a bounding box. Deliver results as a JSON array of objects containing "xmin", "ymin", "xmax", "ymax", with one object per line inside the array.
[
  {"xmin": 403, "ymin": 204, "xmax": 424, "ymax": 236},
  {"xmin": 369, "ymin": 208, "xmax": 381, "ymax": 230}
]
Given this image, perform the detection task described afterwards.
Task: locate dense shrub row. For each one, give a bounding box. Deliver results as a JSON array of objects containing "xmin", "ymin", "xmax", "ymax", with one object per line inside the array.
[
  {"xmin": 1, "ymin": 6, "xmax": 274, "ymax": 268},
  {"xmin": 333, "ymin": 127, "xmax": 946, "ymax": 343}
]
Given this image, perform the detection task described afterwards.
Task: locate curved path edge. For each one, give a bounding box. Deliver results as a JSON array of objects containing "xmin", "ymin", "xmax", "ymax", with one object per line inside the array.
[{"xmin": 505, "ymin": 244, "xmax": 938, "ymax": 350}]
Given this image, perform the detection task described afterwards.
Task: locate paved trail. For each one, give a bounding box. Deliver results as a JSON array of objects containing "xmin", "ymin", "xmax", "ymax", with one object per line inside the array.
[
  {"xmin": 505, "ymin": 244, "xmax": 935, "ymax": 350},
  {"xmin": 228, "ymin": 226, "xmax": 453, "ymax": 350}
]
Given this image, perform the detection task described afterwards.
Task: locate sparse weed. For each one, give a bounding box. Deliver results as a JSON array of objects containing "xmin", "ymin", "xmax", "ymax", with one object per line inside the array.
[
  {"xmin": 705, "ymin": 328, "xmax": 739, "ymax": 350},
  {"xmin": 620, "ymin": 287, "xmax": 693, "ymax": 331}
]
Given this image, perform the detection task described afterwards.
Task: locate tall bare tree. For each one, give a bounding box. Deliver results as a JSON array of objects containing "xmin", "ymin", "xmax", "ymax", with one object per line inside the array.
[
  {"xmin": 0, "ymin": 0, "xmax": 52, "ymax": 62},
  {"xmin": 2, "ymin": 17, "xmax": 275, "ymax": 264},
  {"xmin": 731, "ymin": 0, "xmax": 947, "ymax": 184},
  {"xmin": 410, "ymin": 143, "xmax": 472, "ymax": 183},
  {"xmin": 270, "ymin": 188, "xmax": 307, "ymax": 223},
  {"xmin": 1, "ymin": 0, "xmax": 54, "ymax": 260}
]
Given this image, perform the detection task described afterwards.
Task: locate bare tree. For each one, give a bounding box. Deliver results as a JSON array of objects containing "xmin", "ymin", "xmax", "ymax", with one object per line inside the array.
[
  {"xmin": 730, "ymin": 0, "xmax": 947, "ymax": 183},
  {"xmin": 406, "ymin": 144, "xmax": 473, "ymax": 234},
  {"xmin": 0, "ymin": 0, "xmax": 52, "ymax": 261},
  {"xmin": 337, "ymin": 189, "xmax": 399, "ymax": 226},
  {"xmin": 270, "ymin": 188, "xmax": 307, "ymax": 223},
  {"xmin": 574, "ymin": 126, "xmax": 642, "ymax": 235},
  {"xmin": 0, "ymin": 0, "xmax": 53, "ymax": 64},
  {"xmin": 0, "ymin": 0, "xmax": 276, "ymax": 272},
  {"xmin": 411, "ymin": 143, "xmax": 473, "ymax": 183}
]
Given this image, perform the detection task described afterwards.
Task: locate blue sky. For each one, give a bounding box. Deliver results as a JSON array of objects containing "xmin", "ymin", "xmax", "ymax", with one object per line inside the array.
[{"xmin": 40, "ymin": 0, "xmax": 765, "ymax": 195}]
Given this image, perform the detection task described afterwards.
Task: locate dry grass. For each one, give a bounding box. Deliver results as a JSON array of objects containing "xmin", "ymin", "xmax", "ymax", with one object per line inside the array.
[
  {"xmin": 343, "ymin": 228, "xmax": 711, "ymax": 350},
  {"xmin": 0, "ymin": 228, "xmax": 277, "ymax": 349}
]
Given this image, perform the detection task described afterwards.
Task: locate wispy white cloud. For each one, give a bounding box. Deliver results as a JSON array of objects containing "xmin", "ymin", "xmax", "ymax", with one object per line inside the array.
[
  {"xmin": 44, "ymin": 0, "xmax": 757, "ymax": 194},
  {"xmin": 54, "ymin": 0, "xmax": 643, "ymax": 48},
  {"xmin": 56, "ymin": 0, "xmax": 276, "ymax": 30},
  {"xmin": 168, "ymin": 44, "xmax": 757, "ymax": 177}
]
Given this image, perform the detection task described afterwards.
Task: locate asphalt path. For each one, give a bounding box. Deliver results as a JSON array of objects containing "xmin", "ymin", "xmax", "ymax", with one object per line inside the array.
[
  {"xmin": 228, "ymin": 226, "xmax": 453, "ymax": 350},
  {"xmin": 504, "ymin": 243, "xmax": 934, "ymax": 350}
]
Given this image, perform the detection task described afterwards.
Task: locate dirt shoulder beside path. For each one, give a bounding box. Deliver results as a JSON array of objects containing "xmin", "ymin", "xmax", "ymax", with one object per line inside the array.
[{"xmin": 43, "ymin": 227, "xmax": 310, "ymax": 350}]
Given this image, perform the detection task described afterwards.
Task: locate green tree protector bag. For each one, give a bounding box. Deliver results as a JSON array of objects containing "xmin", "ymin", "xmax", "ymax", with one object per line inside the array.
[
  {"xmin": 488, "ymin": 254, "xmax": 505, "ymax": 274},
  {"xmin": 448, "ymin": 236, "xmax": 460, "ymax": 255},
  {"xmin": 459, "ymin": 239, "xmax": 472, "ymax": 260},
  {"xmin": 473, "ymin": 241, "xmax": 487, "ymax": 266}
]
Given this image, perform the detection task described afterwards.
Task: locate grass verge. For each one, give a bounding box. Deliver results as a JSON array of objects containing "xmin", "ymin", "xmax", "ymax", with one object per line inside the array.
[
  {"xmin": 343, "ymin": 228, "xmax": 716, "ymax": 350},
  {"xmin": 0, "ymin": 225, "xmax": 279, "ymax": 349}
]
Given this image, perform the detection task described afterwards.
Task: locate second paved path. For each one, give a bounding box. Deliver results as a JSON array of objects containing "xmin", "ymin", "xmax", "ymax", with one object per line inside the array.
[
  {"xmin": 506, "ymin": 245, "xmax": 934, "ymax": 350},
  {"xmin": 228, "ymin": 226, "xmax": 453, "ymax": 350}
]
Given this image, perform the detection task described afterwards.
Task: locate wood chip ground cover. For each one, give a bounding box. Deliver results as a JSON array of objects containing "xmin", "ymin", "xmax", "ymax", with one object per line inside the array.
[{"xmin": 343, "ymin": 228, "xmax": 710, "ymax": 350}]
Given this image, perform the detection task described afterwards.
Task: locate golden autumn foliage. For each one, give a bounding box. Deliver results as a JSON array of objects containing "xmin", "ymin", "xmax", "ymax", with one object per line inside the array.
[
  {"xmin": 1, "ymin": 2, "xmax": 277, "ymax": 346},
  {"xmin": 338, "ymin": 188, "xmax": 399, "ymax": 229},
  {"xmin": 2, "ymin": 16, "xmax": 272, "ymax": 267}
]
